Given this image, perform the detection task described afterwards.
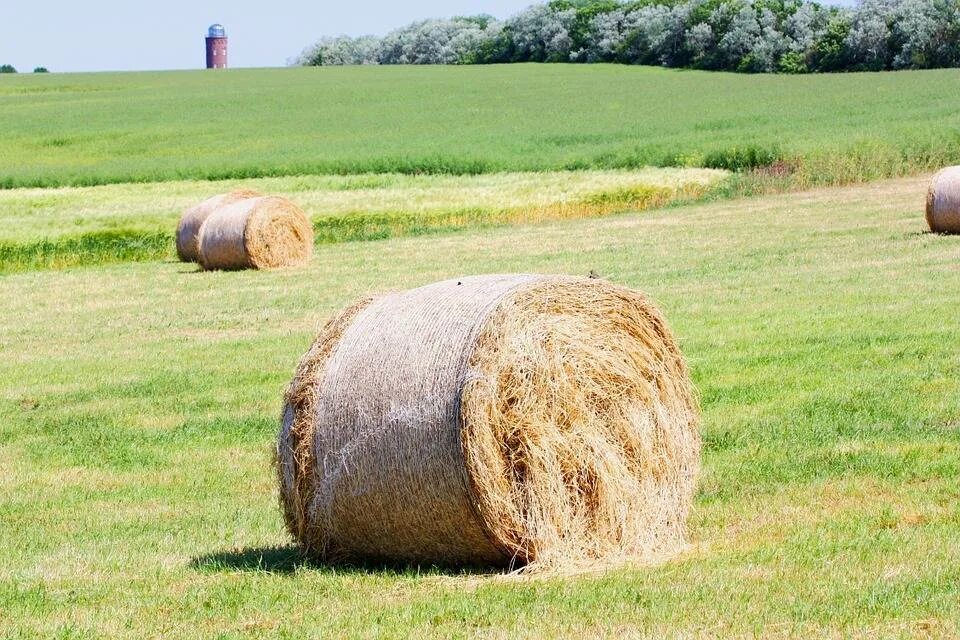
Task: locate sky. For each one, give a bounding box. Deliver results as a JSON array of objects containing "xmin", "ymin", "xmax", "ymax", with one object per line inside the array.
[{"xmin": 0, "ymin": 0, "xmax": 536, "ymax": 73}]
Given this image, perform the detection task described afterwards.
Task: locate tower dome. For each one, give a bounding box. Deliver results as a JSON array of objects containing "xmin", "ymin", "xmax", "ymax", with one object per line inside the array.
[{"xmin": 205, "ymin": 24, "xmax": 228, "ymax": 69}]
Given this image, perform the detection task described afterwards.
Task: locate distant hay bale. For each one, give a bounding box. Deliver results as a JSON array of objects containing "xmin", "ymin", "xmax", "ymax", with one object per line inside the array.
[
  {"xmin": 276, "ymin": 274, "xmax": 701, "ymax": 571},
  {"xmin": 926, "ymin": 166, "xmax": 960, "ymax": 234},
  {"xmin": 197, "ymin": 196, "xmax": 314, "ymax": 270},
  {"xmin": 175, "ymin": 189, "xmax": 261, "ymax": 262}
]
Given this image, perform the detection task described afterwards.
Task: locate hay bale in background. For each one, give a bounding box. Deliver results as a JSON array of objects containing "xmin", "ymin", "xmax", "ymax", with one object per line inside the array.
[
  {"xmin": 197, "ymin": 196, "xmax": 313, "ymax": 271},
  {"xmin": 277, "ymin": 274, "xmax": 701, "ymax": 571},
  {"xmin": 926, "ymin": 166, "xmax": 960, "ymax": 234},
  {"xmin": 175, "ymin": 189, "xmax": 261, "ymax": 262}
]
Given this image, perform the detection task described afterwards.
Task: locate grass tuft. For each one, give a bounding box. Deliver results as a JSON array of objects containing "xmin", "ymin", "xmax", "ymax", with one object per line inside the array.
[{"xmin": 0, "ymin": 230, "xmax": 172, "ymax": 273}]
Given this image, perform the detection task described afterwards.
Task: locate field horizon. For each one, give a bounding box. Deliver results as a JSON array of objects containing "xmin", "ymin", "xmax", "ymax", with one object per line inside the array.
[{"xmin": 2, "ymin": 64, "xmax": 960, "ymax": 189}]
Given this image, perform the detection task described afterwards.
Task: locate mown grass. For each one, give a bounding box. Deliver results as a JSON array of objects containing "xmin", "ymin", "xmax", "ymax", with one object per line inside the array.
[
  {"xmin": 1, "ymin": 65, "xmax": 959, "ymax": 189},
  {"xmin": 0, "ymin": 168, "xmax": 723, "ymax": 272},
  {"xmin": 1, "ymin": 176, "xmax": 958, "ymax": 638}
]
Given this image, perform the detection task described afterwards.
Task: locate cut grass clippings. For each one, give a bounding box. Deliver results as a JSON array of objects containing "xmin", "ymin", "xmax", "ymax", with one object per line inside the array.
[{"xmin": 0, "ymin": 169, "xmax": 725, "ymax": 273}]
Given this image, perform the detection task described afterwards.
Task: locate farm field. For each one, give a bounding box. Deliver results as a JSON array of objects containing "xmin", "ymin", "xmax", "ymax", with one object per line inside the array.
[
  {"xmin": 0, "ymin": 167, "xmax": 724, "ymax": 272},
  {"xmin": 2, "ymin": 65, "xmax": 960, "ymax": 188},
  {"xmin": 2, "ymin": 175, "xmax": 958, "ymax": 638}
]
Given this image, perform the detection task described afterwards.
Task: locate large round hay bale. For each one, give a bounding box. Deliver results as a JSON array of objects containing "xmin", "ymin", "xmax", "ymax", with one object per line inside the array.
[
  {"xmin": 926, "ymin": 166, "xmax": 960, "ymax": 234},
  {"xmin": 197, "ymin": 196, "xmax": 313, "ymax": 270},
  {"xmin": 277, "ymin": 274, "xmax": 701, "ymax": 571},
  {"xmin": 175, "ymin": 189, "xmax": 261, "ymax": 262}
]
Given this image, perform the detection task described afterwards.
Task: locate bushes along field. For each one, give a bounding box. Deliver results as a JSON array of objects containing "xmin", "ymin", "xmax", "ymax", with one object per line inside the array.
[{"xmin": 299, "ymin": 0, "xmax": 960, "ymax": 73}]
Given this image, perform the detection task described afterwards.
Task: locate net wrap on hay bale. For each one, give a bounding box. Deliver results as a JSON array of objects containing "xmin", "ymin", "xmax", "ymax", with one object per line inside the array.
[
  {"xmin": 197, "ymin": 196, "xmax": 313, "ymax": 270},
  {"xmin": 926, "ymin": 166, "xmax": 960, "ymax": 234},
  {"xmin": 277, "ymin": 274, "xmax": 700, "ymax": 570},
  {"xmin": 175, "ymin": 190, "xmax": 261, "ymax": 262}
]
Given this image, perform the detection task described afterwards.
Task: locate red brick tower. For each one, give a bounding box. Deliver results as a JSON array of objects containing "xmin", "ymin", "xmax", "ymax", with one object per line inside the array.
[{"xmin": 205, "ymin": 24, "xmax": 228, "ymax": 69}]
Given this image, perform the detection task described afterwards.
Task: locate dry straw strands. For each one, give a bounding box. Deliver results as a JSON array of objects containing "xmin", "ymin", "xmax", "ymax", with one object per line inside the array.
[
  {"xmin": 277, "ymin": 274, "xmax": 701, "ymax": 572},
  {"xmin": 175, "ymin": 189, "xmax": 261, "ymax": 262},
  {"xmin": 197, "ymin": 196, "xmax": 314, "ymax": 270},
  {"xmin": 926, "ymin": 166, "xmax": 960, "ymax": 234}
]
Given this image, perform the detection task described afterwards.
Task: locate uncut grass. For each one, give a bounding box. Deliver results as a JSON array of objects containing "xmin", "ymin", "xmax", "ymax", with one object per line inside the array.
[
  {"xmin": 1, "ymin": 65, "xmax": 959, "ymax": 189},
  {"xmin": 0, "ymin": 168, "xmax": 723, "ymax": 272},
  {"xmin": 1, "ymin": 175, "xmax": 959, "ymax": 637}
]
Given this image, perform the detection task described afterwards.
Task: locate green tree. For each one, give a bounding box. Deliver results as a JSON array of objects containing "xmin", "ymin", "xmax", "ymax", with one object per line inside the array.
[
  {"xmin": 568, "ymin": 0, "xmax": 622, "ymax": 51},
  {"xmin": 809, "ymin": 15, "xmax": 851, "ymax": 71},
  {"xmin": 33, "ymin": 67, "xmax": 49, "ymax": 73},
  {"xmin": 777, "ymin": 50, "xmax": 809, "ymax": 72},
  {"xmin": 0, "ymin": 64, "xmax": 17, "ymax": 74}
]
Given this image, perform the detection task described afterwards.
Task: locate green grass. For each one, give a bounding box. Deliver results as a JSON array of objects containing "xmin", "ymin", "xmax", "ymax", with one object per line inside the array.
[
  {"xmin": 2, "ymin": 65, "xmax": 960, "ymax": 189},
  {"xmin": 1, "ymin": 175, "xmax": 958, "ymax": 638},
  {"xmin": 0, "ymin": 168, "xmax": 724, "ymax": 272}
]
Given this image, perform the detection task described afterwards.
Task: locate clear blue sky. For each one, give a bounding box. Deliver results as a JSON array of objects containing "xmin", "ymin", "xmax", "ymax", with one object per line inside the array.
[{"xmin": 1, "ymin": 0, "xmax": 536, "ymax": 73}]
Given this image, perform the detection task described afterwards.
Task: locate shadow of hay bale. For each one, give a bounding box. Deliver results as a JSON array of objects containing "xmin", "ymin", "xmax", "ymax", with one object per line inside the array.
[
  {"xmin": 190, "ymin": 546, "xmax": 499, "ymax": 576},
  {"xmin": 191, "ymin": 546, "xmax": 305, "ymax": 574}
]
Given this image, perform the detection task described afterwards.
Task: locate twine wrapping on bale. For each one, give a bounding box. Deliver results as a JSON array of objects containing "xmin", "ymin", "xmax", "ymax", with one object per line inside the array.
[
  {"xmin": 197, "ymin": 196, "xmax": 314, "ymax": 270},
  {"xmin": 926, "ymin": 166, "xmax": 960, "ymax": 234},
  {"xmin": 175, "ymin": 190, "xmax": 261, "ymax": 262},
  {"xmin": 277, "ymin": 274, "xmax": 701, "ymax": 571}
]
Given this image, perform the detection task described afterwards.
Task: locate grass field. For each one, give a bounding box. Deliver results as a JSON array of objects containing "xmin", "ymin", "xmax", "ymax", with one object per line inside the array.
[
  {"xmin": 0, "ymin": 167, "xmax": 724, "ymax": 272},
  {"xmin": 2, "ymin": 65, "xmax": 960, "ymax": 189},
  {"xmin": 2, "ymin": 175, "xmax": 958, "ymax": 638}
]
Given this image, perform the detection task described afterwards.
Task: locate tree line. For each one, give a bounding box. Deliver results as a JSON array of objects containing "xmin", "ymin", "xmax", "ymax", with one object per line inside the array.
[
  {"xmin": 0, "ymin": 66, "xmax": 49, "ymax": 73},
  {"xmin": 298, "ymin": 0, "xmax": 960, "ymax": 73}
]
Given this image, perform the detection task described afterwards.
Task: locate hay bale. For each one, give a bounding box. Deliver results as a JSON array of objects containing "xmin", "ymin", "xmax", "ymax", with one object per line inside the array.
[
  {"xmin": 277, "ymin": 274, "xmax": 701, "ymax": 571},
  {"xmin": 197, "ymin": 196, "xmax": 313, "ymax": 270},
  {"xmin": 175, "ymin": 190, "xmax": 261, "ymax": 262},
  {"xmin": 926, "ymin": 166, "xmax": 960, "ymax": 234}
]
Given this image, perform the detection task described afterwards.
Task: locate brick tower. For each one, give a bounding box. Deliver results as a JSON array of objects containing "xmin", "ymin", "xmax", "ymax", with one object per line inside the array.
[{"xmin": 205, "ymin": 24, "xmax": 228, "ymax": 69}]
